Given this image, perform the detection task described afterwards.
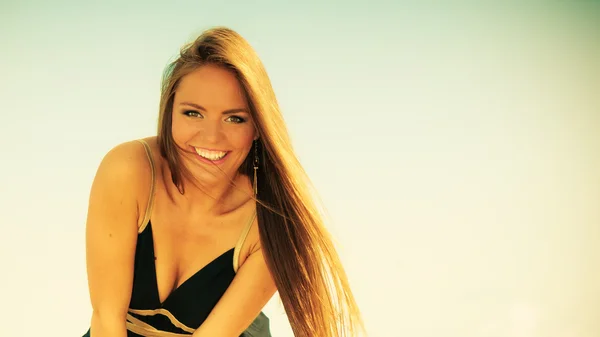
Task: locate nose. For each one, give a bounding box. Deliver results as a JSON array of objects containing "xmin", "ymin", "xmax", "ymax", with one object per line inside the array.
[{"xmin": 196, "ymin": 120, "xmax": 222, "ymax": 144}]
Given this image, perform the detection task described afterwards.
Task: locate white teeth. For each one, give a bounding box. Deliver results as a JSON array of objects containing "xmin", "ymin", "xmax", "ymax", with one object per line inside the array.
[{"xmin": 194, "ymin": 148, "xmax": 227, "ymax": 161}]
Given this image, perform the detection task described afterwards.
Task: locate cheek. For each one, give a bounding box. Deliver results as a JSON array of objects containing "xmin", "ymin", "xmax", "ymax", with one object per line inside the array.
[
  {"xmin": 229, "ymin": 128, "xmax": 256, "ymax": 149},
  {"xmin": 171, "ymin": 115, "xmax": 193, "ymax": 144}
]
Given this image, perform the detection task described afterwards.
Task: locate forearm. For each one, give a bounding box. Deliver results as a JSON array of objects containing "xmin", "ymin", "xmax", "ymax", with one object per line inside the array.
[{"xmin": 90, "ymin": 311, "xmax": 128, "ymax": 337}]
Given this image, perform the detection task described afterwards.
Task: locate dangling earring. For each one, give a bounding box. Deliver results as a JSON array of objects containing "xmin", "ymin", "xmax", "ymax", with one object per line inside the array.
[{"xmin": 253, "ymin": 139, "xmax": 259, "ymax": 196}]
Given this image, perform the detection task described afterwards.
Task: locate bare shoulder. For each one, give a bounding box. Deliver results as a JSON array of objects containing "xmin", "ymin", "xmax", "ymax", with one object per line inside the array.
[
  {"xmin": 90, "ymin": 138, "xmax": 156, "ymax": 221},
  {"xmin": 95, "ymin": 138, "xmax": 156, "ymax": 186},
  {"xmin": 97, "ymin": 138, "xmax": 154, "ymax": 178}
]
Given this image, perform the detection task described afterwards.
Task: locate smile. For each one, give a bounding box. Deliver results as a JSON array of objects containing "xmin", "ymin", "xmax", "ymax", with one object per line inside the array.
[{"xmin": 194, "ymin": 147, "xmax": 228, "ymax": 161}]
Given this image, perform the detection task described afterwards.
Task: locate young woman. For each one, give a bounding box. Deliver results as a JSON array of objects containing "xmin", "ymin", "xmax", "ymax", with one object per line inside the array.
[{"xmin": 83, "ymin": 27, "xmax": 364, "ymax": 337}]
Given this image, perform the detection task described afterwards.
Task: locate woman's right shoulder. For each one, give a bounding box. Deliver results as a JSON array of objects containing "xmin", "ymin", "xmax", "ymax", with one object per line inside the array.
[{"xmin": 93, "ymin": 137, "xmax": 157, "ymax": 192}]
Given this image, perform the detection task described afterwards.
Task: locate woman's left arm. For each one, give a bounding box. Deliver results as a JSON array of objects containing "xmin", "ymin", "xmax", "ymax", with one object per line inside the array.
[{"xmin": 192, "ymin": 246, "xmax": 278, "ymax": 337}]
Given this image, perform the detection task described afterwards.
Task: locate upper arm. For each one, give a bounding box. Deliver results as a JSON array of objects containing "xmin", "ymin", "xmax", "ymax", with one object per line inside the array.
[
  {"xmin": 85, "ymin": 141, "xmax": 149, "ymax": 320},
  {"xmin": 192, "ymin": 242, "xmax": 277, "ymax": 337}
]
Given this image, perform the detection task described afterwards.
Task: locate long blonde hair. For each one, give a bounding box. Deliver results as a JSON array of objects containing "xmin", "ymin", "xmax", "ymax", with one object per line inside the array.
[{"xmin": 157, "ymin": 27, "xmax": 364, "ymax": 337}]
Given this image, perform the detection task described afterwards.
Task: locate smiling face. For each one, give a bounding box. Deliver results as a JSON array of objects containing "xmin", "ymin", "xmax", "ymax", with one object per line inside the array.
[{"xmin": 171, "ymin": 64, "xmax": 257, "ymax": 187}]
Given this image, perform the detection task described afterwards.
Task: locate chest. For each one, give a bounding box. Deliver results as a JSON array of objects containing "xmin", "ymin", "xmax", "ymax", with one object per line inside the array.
[{"xmin": 148, "ymin": 206, "xmax": 251, "ymax": 298}]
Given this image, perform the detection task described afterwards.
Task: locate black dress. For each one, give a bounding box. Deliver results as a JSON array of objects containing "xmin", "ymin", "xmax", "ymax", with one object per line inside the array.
[{"xmin": 82, "ymin": 139, "xmax": 271, "ymax": 337}]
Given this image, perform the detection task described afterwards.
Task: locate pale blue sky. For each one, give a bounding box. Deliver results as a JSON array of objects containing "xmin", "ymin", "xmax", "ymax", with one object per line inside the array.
[{"xmin": 1, "ymin": 1, "xmax": 599, "ymax": 336}]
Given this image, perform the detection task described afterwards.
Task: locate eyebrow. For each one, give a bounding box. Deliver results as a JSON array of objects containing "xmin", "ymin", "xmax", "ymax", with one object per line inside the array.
[{"xmin": 180, "ymin": 101, "xmax": 248, "ymax": 115}]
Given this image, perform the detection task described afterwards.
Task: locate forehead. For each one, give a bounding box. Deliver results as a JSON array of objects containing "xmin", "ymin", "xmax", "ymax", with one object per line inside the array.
[{"xmin": 175, "ymin": 65, "xmax": 247, "ymax": 107}]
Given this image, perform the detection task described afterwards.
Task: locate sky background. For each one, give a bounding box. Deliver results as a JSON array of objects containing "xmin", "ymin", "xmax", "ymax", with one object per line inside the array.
[{"xmin": 1, "ymin": 1, "xmax": 599, "ymax": 336}]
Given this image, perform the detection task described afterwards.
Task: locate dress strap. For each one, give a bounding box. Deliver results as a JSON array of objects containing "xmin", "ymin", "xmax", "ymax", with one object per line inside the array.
[
  {"xmin": 137, "ymin": 139, "xmax": 156, "ymax": 233},
  {"xmin": 233, "ymin": 212, "xmax": 257, "ymax": 273}
]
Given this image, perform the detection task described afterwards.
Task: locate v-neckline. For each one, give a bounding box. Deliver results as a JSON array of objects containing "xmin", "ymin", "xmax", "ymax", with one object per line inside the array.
[{"xmin": 147, "ymin": 221, "xmax": 235, "ymax": 307}]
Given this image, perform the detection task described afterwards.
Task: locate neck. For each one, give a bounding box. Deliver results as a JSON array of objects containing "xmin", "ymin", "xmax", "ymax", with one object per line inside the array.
[{"xmin": 176, "ymin": 173, "xmax": 252, "ymax": 216}]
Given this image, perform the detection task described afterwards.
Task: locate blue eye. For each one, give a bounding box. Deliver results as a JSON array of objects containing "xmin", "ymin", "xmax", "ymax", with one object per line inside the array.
[{"xmin": 183, "ymin": 110, "xmax": 202, "ymax": 118}]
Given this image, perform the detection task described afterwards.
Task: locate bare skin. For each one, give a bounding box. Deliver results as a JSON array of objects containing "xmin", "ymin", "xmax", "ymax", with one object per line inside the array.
[{"xmin": 85, "ymin": 65, "xmax": 277, "ymax": 337}]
